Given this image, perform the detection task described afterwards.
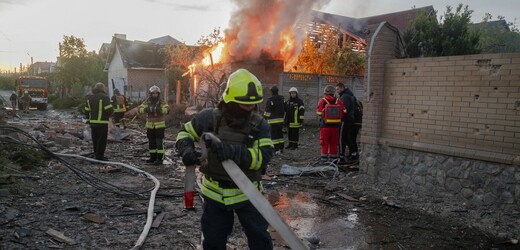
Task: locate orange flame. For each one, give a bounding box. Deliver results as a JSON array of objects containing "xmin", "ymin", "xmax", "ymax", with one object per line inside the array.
[{"xmin": 201, "ymin": 42, "xmax": 226, "ymax": 66}]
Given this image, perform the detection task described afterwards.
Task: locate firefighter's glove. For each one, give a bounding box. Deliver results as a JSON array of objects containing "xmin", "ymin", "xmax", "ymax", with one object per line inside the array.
[
  {"xmin": 182, "ymin": 149, "xmax": 198, "ymax": 166},
  {"xmin": 208, "ymin": 140, "xmax": 236, "ymax": 162}
]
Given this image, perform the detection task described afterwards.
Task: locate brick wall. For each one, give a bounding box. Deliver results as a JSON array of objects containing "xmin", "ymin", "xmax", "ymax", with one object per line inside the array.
[
  {"xmin": 361, "ymin": 22, "xmax": 519, "ymax": 165},
  {"xmin": 381, "ymin": 53, "xmax": 520, "ymax": 164}
]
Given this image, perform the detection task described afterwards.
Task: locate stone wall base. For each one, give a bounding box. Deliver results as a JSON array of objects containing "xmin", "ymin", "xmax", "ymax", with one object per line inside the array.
[{"xmin": 360, "ymin": 144, "xmax": 520, "ymax": 206}]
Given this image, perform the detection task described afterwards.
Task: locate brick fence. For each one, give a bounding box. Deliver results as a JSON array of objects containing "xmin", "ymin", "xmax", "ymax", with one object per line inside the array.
[{"xmin": 360, "ymin": 22, "xmax": 520, "ymax": 207}]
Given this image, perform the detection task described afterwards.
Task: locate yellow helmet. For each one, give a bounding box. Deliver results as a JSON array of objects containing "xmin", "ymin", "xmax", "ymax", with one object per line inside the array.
[{"xmin": 222, "ymin": 69, "xmax": 263, "ymax": 104}]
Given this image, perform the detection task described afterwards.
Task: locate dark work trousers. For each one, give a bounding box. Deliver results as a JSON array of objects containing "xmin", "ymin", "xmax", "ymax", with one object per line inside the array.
[
  {"xmin": 339, "ymin": 122, "xmax": 360, "ymax": 157},
  {"xmin": 201, "ymin": 200, "xmax": 273, "ymax": 250},
  {"xmin": 270, "ymin": 123, "xmax": 284, "ymax": 151},
  {"xmin": 147, "ymin": 128, "xmax": 165, "ymax": 160},
  {"xmin": 90, "ymin": 124, "xmax": 108, "ymax": 159},
  {"xmin": 287, "ymin": 127, "xmax": 300, "ymax": 146}
]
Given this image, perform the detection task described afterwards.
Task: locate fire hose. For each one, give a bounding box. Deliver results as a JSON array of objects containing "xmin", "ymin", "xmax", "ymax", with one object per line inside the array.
[
  {"xmin": 194, "ymin": 133, "xmax": 308, "ymax": 250},
  {"xmin": 55, "ymin": 153, "xmax": 159, "ymax": 250}
]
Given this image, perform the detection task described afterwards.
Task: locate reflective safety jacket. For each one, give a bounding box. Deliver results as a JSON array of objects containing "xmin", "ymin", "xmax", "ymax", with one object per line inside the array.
[
  {"xmin": 175, "ymin": 108, "xmax": 274, "ymax": 207},
  {"xmin": 263, "ymin": 94, "xmax": 285, "ymax": 125},
  {"xmin": 138, "ymin": 100, "xmax": 169, "ymax": 129},
  {"xmin": 85, "ymin": 91, "xmax": 113, "ymax": 125},
  {"xmin": 285, "ymin": 96, "xmax": 305, "ymax": 128},
  {"xmin": 111, "ymin": 94, "xmax": 128, "ymax": 113}
]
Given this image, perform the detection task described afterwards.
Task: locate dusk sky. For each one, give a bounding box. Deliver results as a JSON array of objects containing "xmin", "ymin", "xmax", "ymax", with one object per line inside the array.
[{"xmin": 0, "ymin": 0, "xmax": 518, "ymax": 72}]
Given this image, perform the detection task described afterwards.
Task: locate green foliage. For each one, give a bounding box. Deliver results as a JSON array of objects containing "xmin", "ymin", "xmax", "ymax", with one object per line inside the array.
[
  {"xmin": 474, "ymin": 14, "xmax": 520, "ymax": 53},
  {"xmin": 404, "ymin": 4, "xmax": 480, "ymax": 57},
  {"xmin": 0, "ymin": 75, "xmax": 16, "ymax": 90},
  {"xmin": 0, "ymin": 145, "xmax": 44, "ymax": 170},
  {"xmin": 60, "ymin": 35, "xmax": 88, "ymax": 58},
  {"xmin": 55, "ymin": 35, "xmax": 107, "ymax": 98},
  {"xmin": 51, "ymin": 96, "xmax": 83, "ymax": 110},
  {"xmin": 296, "ymin": 24, "xmax": 365, "ymax": 75}
]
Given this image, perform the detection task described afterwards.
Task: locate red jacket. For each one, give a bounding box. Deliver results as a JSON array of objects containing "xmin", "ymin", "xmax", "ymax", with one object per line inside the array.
[{"xmin": 316, "ymin": 94, "xmax": 346, "ymax": 127}]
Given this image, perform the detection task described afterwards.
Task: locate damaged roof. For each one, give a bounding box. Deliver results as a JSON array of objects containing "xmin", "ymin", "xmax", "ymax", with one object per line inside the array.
[
  {"xmin": 105, "ymin": 37, "xmax": 168, "ymax": 70},
  {"xmin": 313, "ymin": 5, "xmax": 435, "ymax": 38}
]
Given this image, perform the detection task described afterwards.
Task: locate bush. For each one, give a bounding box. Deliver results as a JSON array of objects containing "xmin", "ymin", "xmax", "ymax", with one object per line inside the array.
[{"xmin": 51, "ymin": 96, "xmax": 83, "ymax": 110}]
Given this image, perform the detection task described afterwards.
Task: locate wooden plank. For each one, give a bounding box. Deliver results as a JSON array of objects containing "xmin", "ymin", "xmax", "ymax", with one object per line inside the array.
[
  {"xmin": 335, "ymin": 192, "xmax": 360, "ymax": 202},
  {"xmin": 83, "ymin": 213, "xmax": 106, "ymax": 224},
  {"xmin": 151, "ymin": 212, "xmax": 167, "ymax": 228},
  {"xmin": 45, "ymin": 228, "xmax": 75, "ymax": 245}
]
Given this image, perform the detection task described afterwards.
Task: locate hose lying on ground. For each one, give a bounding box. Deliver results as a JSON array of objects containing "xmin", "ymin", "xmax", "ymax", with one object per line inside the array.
[{"xmin": 0, "ymin": 125, "xmax": 160, "ymax": 250}]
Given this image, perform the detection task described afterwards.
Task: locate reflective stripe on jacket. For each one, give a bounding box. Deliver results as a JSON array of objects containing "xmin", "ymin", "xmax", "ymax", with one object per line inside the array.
[
  {"xmin": 85, "ymin": 92, "xmax": 113, "ymax": 124},
  {"xmin": 112, "ymin": 95, "xmax": 128, "ymax": 113},
  {"xmin": 139, "ymin": 101, "xmax": 169, "ymax": 129},
  {"xmin": 285, "ymin": 97, "xmax": 305, "ymax": 128},
  {"xmin": 175, "ymin": 108, "xmax": 274, "ymax": 206}
]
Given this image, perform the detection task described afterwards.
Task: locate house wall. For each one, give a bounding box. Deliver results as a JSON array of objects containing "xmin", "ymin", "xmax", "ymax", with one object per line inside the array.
[
  {"xmin": 361, "ymin": 22, "xmax": 520, "ymax": 208},
  {"xmin": 127, "ymin": 69, "xmax": 167, "ymax": 103},
  {"xmin": 107, "ymin": 46, "xmax": 128, "ymax": 97}
]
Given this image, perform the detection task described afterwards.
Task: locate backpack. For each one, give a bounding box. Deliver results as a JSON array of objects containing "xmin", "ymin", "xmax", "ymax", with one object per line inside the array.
[
  {"xmin": 353, "ymin": 96, "xmax": 363, "ymax": 125},
  {"xmin": 322, "ymin": 98, "xmax": 343, "ymax": 124}
]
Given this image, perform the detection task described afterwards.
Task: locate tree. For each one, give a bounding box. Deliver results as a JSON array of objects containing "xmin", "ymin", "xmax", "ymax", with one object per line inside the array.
[
  {"xmin": 166, "ymin": 27, "xmax": 229, "ymax": 107},
  {"xmin": 404, "ymin": 4, "xmax": 480, "ymax": 57},
  {"xmin": 165, "ymin": 43, "xmax": 199, "ymax": 104},
  {"xmin": 475, "ymin": 13, "xmax": 520, "ymax": 53},
  {"xmin": 60, "ymin": 35, "xmax": 88, "ymax": 58},
  {"xmin": 55, "ymin": 35, "xmax": 106, "ymax": 99},
  {"xmin": 296, "ymin": 24, "xmax": 365, "ymax": 75}
]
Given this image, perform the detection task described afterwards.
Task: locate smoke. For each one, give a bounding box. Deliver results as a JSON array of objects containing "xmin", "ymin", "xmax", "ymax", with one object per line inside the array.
[{"xmin": 224, "ymin": 0, "xmax": 331, "ymax": 65}]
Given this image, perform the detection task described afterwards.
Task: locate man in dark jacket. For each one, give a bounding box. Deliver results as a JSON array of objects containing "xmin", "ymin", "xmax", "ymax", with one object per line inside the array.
[
  {"xmin": 263, "ymin": 86, "xmax": 285, "ymax": 153},
  {"xmin": 176, "ymin": 69, "xmax": 274, "ymax": 249},
  {"xmin": 85, "ymin": 82, "xmax": 113, "ymax": 161},
  {"xmin": 336, "ymin": 82, "xmax": 360, "ymax": 164}
]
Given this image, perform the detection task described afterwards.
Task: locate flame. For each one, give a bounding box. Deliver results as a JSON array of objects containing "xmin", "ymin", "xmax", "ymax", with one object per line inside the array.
[
  {"xmin": 188, "ymin": 0, "xmax": 331, "ymax": 71},
  {"xmin": 201, "ymin": 42, "xmax": 226, "ymax": 66}
]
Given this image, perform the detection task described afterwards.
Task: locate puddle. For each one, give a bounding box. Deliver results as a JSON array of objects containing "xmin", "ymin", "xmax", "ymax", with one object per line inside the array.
[{"xmin": 266, "ymin": 190, "xmax": 369, "ymax": 249}]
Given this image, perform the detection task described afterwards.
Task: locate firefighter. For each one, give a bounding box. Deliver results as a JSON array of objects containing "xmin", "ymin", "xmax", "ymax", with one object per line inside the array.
[
  {"xmin": 175, "ymin": 68, "xmax": 274, "ymax": 249},
  {"xmin": 316, "ymin": 85, "xmax": 346, "ymax": 163},
  {"xmin": 139, "ymin": 85, "xmax": 169, "ymax": 165},
  {"xmin": 9, "ymin": 91, "xmax": 17, "ymax": 110},
  {"xmin": 111, "ymin": 88, "xmax": 129, "ymax": 129},
  {"xmin": 263, "ymin": 85, "xmax": 285, "ymax": 153},
  {"xmin": 284, "ymin": 87, "xmax": 305, "ymax": 150},
  {"xmin": 21, "ymin": 90, "xmax": 31, "ymax": 113},
  {"xmin": 84, "ymin": 82, "xmax": 113, "ymax": 161}
]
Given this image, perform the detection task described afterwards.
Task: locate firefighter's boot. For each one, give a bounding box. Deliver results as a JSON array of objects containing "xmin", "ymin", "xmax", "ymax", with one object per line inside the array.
[{"xmin": 146, "ymin": 153, "xmax": 157, "ymax": 164}]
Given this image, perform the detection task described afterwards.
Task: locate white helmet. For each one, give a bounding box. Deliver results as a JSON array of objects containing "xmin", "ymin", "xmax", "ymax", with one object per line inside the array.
[
  {"xmin": 289, "ymin": 87, "xmax": 298, "ymax": 93},
  {"xmin": 149, "ymin": 85, "xmax": 161, "ymax": 94}
]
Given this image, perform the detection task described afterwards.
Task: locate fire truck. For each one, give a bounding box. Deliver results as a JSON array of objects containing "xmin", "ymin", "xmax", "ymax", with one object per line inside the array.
[{"xmin": 15, "ymin": 76, "xmax": 49, "ymax": 110}]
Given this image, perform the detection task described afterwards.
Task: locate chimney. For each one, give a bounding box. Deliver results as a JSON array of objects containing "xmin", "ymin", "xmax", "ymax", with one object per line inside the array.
[{"xmin": 114, "ymin": 33, "xmax": 127, "ymax": 40}]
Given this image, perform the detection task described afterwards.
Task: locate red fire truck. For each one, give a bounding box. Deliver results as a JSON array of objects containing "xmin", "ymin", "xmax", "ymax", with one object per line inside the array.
[{"xmin": 15, "ymin": 76, "xmax": 48, "ymax": 110}]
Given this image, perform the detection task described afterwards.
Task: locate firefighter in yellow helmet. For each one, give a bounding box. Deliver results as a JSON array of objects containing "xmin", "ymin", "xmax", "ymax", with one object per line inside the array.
[
  {"xmin": 176, "ymin": 69, "xmax": 274, "ymax": 249},
  {"xmin": 139, "ymin": 85, "xmax": 170, "ymax": 165}
]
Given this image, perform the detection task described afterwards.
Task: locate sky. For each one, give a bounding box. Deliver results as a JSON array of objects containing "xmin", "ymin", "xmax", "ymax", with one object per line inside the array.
[{"xmin": 0, "ymin": 0, "xmax": 519, "ymax": 72}]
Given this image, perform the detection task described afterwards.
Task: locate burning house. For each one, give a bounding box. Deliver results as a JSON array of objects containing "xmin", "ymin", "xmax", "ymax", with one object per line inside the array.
[{"xmin": 186, "ymin": 0, "xmax": 330, "ymax": 108}]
